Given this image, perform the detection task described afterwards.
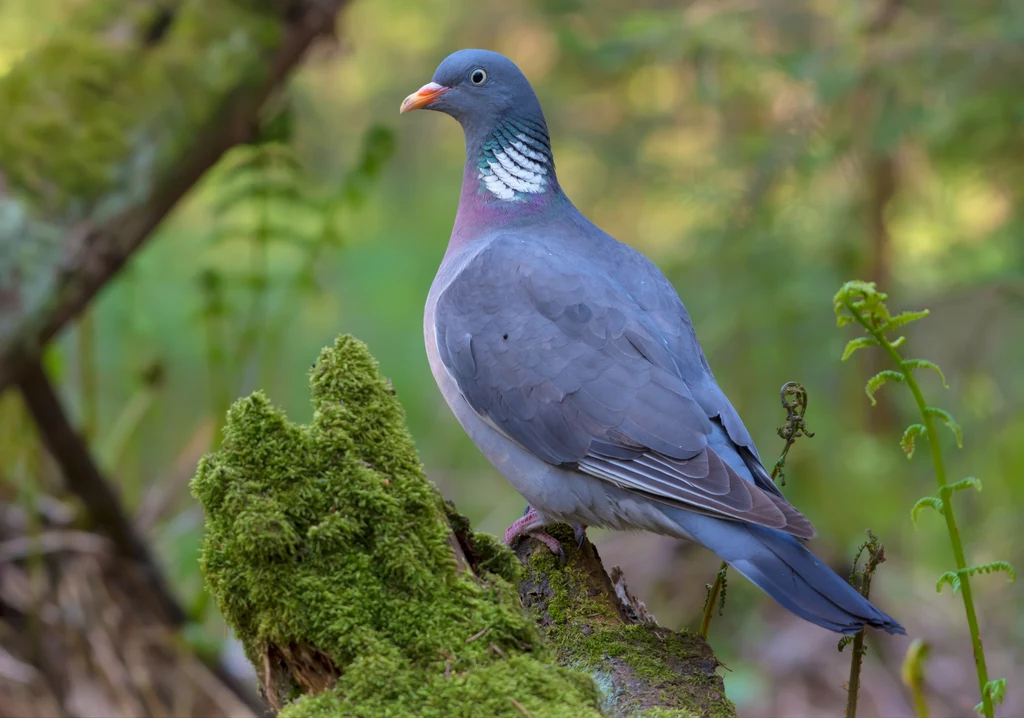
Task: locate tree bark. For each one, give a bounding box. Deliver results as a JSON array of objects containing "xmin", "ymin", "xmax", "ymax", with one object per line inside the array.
[{"xmin": 512, "ymin": 530, "xmax": 731, "ymax": 717}]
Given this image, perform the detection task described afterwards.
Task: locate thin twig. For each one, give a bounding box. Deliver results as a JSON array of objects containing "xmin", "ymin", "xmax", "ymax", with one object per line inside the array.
[
  {"xmin": 465, "ymin": 627, "xmax": 490, "ymax": 643},
  {"xmin": 842, "ymin": 530, "xmax": 886, "ymax": 718},
  {"xmin": 509, "ymin": 698, "xmax": 534, "ymax": 717},
  {"xmin": 700, "ymin": 382, "xmax": 814, "ymax": 638},
  {"xmin": 77, "ymin": 310, "xmax": 98, "ymax": 442},
  {"xmin": 0, "ymin": 530, "xmax": 112, "ymax": 563}
]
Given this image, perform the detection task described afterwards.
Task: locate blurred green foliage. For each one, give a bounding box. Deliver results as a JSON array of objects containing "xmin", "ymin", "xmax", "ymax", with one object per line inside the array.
[{"xmin": 1, "ymin": 0, "xmax": 1021, "ymax": 713}]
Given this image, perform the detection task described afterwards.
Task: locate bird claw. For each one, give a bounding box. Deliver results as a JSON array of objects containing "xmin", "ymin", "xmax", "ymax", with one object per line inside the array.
[
  {"xmin": 504, "ymin": 508, "xmax": 540, "ymax": 546},
  {"xmin": 505, "ymin": 505, "xmax": 566, "ymax": 561},
  {"xmin": 573, "ymin": 524, "xmax": 588, "ymax": 549},
  {"xmin": 531, "ymin": 531, "xmax": 566, "ymax": 561}
]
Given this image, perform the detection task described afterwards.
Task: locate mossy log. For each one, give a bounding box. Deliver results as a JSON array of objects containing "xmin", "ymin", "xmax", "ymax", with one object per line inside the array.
[
  {"xmin": 192, "ymin": 335, "xmax": 735, "ymax": 717},
  {"xmin": 0, "ymin": 0, "xmax": 347, "ymax": 390}
]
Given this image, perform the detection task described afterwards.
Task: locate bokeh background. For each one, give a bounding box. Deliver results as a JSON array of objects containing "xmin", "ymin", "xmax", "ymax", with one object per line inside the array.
[{"xmin": 2, "ymin": 0, "xmax": 1022, "ymax": 715}]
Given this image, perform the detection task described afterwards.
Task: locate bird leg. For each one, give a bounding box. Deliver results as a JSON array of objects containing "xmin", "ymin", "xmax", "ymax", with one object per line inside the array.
[
  {"xmin": 503, "ymin": 506, "xmax": 564, "ymax": 558},
  {"xmin": 504, "ymin": 506, "xmax": 588, "ymax": 558}
]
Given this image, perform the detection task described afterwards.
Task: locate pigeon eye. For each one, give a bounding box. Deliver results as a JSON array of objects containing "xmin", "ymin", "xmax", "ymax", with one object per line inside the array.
[{"xmin": 470, "ymin": 68, "xmax": 487, "ymax": 85}]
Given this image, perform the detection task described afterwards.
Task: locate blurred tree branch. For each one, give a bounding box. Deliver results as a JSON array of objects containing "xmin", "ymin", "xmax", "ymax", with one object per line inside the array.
[{"xmin": 0, "ymin": 0, "xmax": 349, "ymax": 391}]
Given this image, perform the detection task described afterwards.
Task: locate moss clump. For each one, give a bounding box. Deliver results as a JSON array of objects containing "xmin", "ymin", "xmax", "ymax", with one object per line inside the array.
[
  {"xmin": 192, "ymin": 335, "xmax": 603, "ymax": 717},
  {"xmin": 444, "ymin": 501, "xmax": 523, "ymax": 584},
  {"xmin": 0, "ymin": 0, "xmax": 278, "ymax": 211}
]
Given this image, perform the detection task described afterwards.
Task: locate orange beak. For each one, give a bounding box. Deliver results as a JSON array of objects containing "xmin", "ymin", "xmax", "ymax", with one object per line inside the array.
[{"xmin": 400, "ymin": 82, "xmax": 449, "ymax": 113}]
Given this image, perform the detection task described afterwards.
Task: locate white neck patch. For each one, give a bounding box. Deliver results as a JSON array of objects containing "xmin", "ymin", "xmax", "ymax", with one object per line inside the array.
[{"xmin": 478, "ymin": 122, "xmax": 552, "ymax": 202}]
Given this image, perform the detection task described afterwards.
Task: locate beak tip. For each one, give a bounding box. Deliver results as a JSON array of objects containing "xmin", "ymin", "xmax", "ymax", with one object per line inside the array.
[{"xmin": 400, "ymin": 82, "xmax": 448, "ymax": 115}]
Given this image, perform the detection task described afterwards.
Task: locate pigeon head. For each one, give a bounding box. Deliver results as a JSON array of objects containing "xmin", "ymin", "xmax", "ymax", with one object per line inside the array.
[
  {"xmin": 402, "ymin": 50, "xmax": 559, "ymax": 204},
  {"xmin": 400, "ymin": 49, "xmax": 543, "ymax": 129}
]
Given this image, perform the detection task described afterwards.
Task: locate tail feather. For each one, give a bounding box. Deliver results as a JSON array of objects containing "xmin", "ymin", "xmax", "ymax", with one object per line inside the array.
[{"xmin": 670, "ymin": 511, "xmax": 905, "ymax": 635}]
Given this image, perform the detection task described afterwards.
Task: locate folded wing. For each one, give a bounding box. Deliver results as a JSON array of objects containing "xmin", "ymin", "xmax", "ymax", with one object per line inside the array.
[{"xmin": 435, "ymin": 235, "xmax": 815, "ymax": 540}]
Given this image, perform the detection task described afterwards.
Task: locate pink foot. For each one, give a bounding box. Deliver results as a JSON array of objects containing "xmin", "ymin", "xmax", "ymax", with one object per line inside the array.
[{"xmin": 504, "ymin": 506, "xmax": 565, "ymax": 559}]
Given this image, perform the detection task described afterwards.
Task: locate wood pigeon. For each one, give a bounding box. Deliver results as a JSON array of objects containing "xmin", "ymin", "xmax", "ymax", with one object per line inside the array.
[{"xmin": 401, "ymin": 49, "xmax": 904, "ymax": 636}]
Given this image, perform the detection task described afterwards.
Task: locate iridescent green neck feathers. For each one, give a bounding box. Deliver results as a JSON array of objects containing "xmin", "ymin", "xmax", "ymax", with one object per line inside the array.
[{"xmin": 476, "ymin": 116, "xmax": 553, "ymax": 202}]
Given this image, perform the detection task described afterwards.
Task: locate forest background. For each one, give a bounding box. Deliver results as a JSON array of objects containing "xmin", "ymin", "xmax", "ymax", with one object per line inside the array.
[{"xmin": 1, "ymin": 0, "xmax": 1021, "ymax": 715}]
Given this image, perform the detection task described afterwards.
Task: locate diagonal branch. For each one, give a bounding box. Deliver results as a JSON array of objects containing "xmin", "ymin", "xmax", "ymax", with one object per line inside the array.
[{"xmin": 0, "ymin": 0, "xmax": 350, "ymax": 391}]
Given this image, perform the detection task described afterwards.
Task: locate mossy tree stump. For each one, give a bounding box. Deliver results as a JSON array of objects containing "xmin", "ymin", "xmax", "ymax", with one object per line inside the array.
[{"xmin": 192, "ymin": 335, "xmax": 735, "ymax": 717}]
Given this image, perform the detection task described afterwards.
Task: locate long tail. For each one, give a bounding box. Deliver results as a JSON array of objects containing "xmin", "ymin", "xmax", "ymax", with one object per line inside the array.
[{"xmin": 669, "ymin": 511, "xmax": 905, "ymax": 635}]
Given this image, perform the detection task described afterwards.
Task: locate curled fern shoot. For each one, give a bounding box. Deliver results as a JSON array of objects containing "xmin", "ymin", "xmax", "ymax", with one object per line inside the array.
[
  {"xmin": 902, "ymin": 424, "xmax": 927, "ymax": 458},
  {"xmin": 937, "ymin": 563, "xmax": 1017, "ymax": 595},
  {"xmin": 911, "ymin": 496, "xmax": 944, "ymax": 528},
  {"xmin": 902, "ymin": 359, "xmax": 949, "ymax": 389},
  {"xmin": 940, "ymin": 477, "xmax": 982, "ymax": 498},
  {"xmin": 976, "ymin": 678, "xmax": 1008, "ymax": 715},
  {"xmin": 936, "ymin": 571, "xmax": 961, "ymax": 594},
  {"xmin": 834, "ymin": 280, "xmax": 1004, "ymax": 718},
  {"xmin": 865, "ymin": 370, "xmax": 905, "ymax": 406},
  {"xmin": 924, "ymin": 407, "xmax": 963, "ymax": 448},
  {"xmin": 698, "ymin": 382, "xmax": 812, "ymax": 639}
]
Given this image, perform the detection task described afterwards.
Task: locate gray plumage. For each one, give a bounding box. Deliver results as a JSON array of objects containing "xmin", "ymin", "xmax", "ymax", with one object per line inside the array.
[{"xmin": 406, "ymin": 49, "xmax": 904, "ymax": 636}]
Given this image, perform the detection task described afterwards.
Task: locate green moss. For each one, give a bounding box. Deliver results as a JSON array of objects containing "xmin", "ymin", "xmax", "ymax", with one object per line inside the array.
[
  {"xmin": 638, "ymin": 709, "xmax": 700, "ymax": 718},
  {"xmin": 444, "ymin": 501, "xmax": 523, "ymax": 584},
  {"xmin": 568, "ymin": 625, "xmax": 704, "ymax": 681},
  {"xmin": 0, "ymin": 0, "xmax": 278, "ymax": 211},
  {"xmin": 192, "ymin": 335, "xmax": 603, "ymax": 717},
  {"xmin": 521, "ymin": 524, "xmax": 622, "ymax": 630},
  {"xmin": 520, "ymin": 527, "xmax": 735, "ymax": 718}
]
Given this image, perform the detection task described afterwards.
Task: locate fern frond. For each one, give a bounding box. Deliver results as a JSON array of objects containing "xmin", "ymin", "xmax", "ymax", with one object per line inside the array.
[
  {"xmin": 937, "ymin": 563, "xmax": 1016, "ymax": 596},
  {"xmin": 936, "ymin": 571, "xmax": 960, "ymax": 594},
  {"xmin": 975, "ymin": 677, "xmax": 1007, "ymax": 714},
  {"xmin": 911, "ymin": 496, "xmax": 944, "ymax": 528},
  {"xmin": 865, "ymin": 370, "xmax": 905, "ymax": 406},
  {"xmin": 902, "ymin": 358, "xmax": 949, "ymax": 389},
  {"xmin": 925, "ymin": 406, "xmax": 963, "ymax": 447},
  {"xmin": 884, "ymin": 309, "xmax": 930, "ymax": 332},
  {"xmin": 964, "ymin": 561, "xmax": 1017, "ymax": 584},
  {"xmin": 940, "ymin": 477, "xmax": 982, "ymax": 498},
  {"xmin": 842, "ymin": 336, "xmax": 879, "ymax": 361},
  {"xmin": 901, "ymin": 424, "xmax": 927, "ymax": 458}
]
